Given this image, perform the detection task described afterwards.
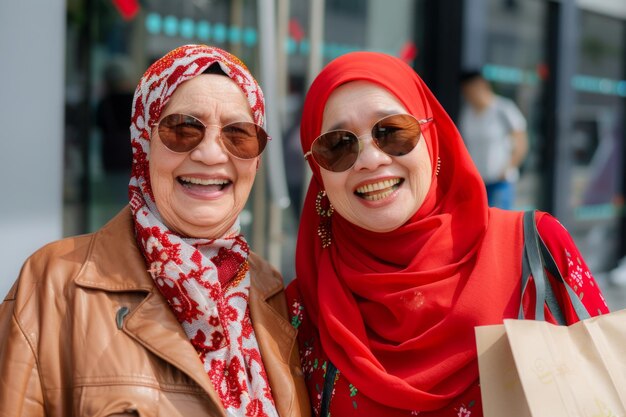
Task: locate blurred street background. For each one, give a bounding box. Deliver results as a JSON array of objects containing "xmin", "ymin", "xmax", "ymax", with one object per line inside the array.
[{"xmin": 2, "ymin": 0, "xmax": 626, "ymax": 310}]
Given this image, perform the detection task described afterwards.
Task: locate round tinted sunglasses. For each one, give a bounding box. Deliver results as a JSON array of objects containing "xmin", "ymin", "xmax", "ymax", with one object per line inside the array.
[
  {"xmin": 304, "ymin": 113, "xmax": 433, "ymax": 172},
  {"xmin": 152, "ymin": 113, "xmax": 269, "ymax": 159}
]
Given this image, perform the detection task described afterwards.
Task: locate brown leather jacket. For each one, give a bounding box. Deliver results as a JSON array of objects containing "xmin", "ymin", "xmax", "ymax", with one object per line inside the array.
[{"xmin": 0, "ymin": 208, "xmax": 310, "ymax": 417}]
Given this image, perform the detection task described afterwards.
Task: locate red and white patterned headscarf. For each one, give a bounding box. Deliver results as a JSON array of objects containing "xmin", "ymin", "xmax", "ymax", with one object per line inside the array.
[{"xmin": 129, "ymin": 44, "xmax": 277, "ymax": 417}]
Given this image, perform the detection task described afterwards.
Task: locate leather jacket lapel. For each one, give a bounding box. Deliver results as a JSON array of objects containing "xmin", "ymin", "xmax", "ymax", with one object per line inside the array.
[
  {"xmin": 74, "ymin": 208, "xmax": 226, "ymax": 415},
  {"xmin": 249, "ymin": 254, "xmax": 300, "ymax": 417},
  {"xmin": 123, "ymin": 292, "xmax": 226, "ymax": 416}
]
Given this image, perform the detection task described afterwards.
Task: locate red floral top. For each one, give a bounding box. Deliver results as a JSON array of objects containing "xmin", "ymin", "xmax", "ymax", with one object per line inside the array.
[{"xmin": 286, "ymin": 215, "xmax": 609, "ymax": 417}]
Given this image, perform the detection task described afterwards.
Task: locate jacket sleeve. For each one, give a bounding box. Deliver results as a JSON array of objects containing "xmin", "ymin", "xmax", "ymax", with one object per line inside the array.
[{"xmin": 0, "ymin": 280, "xmax": 46, "ymax": 417}]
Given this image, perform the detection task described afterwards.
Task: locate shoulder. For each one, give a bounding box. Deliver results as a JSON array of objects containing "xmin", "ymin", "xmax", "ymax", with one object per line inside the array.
[
  {"xmin": 9, "ymin": 233, "xmax": 95, "ymax": 304},
  {"xmin": 487, "ymin": 207, "xmax": 525, "ymax": 234},
  {"xmin": 509, "ymin": 210, "xmax": 570, "ymax": 247},
  {"xmin": 248, "ymin": 252, "xmax": 284, "ymax": 297},
  {"xmin": 494, "ymin": 95, "xmax": 526, "ymax": 124},
  {"xmin": 534, "ymin": 211, "xmax": 581, "ymax": 272},
  {"xmin": 534, "ymin": 212, "xmax": 610, "ymax": 317},
  {"xmin": 7, "ymin": 208, "xmax": 136, "ymax": 317},
  {"xmin": 285, "ymin": 277, "xmax": 300, "ymax": 300},
  {"xmin": 494, "ymin": 95, "xmax": 517, "ymax": 109},
  {"xmin": 247, "ymin": 253, "xmax": 297, "ymax": 327},
  {"xmin": 535, "ymin": 212, "xmax": 575, "ymax": 247},
  {"xmin": 2, "ymin": 232, "xmax": 97, "ymax": 346}
]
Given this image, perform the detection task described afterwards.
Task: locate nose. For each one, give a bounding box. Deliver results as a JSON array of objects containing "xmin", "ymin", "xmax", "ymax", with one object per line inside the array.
[
  {"xmin": 352, "ymin": 134, "xmax": 392, "ymax": 171},
  {"xmin": 189, "ymin": 125, "xmax": 230, "ymax": 164}
]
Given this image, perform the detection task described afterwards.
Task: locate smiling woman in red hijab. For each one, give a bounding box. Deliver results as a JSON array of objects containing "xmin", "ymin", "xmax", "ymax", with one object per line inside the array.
[{"xmin": 286, "ymin": 52, "xmax": 609, "ymax": 416}]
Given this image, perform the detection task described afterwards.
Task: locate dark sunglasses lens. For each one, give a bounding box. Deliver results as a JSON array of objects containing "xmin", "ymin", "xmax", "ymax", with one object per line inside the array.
[
  {"xmin": 312, "ymin": 131, "xmax": 359, "ymax": 172},
  {"xmin": 372, "ymin": 114, "xmax": 422, "ymax": 156},
  {"xmin": 221, "ymin": 122, "xmax": 268, "ymax": 159},
  {"xmin": 158, "ymin": 114, "xmax": 205, "ymax": 152}
]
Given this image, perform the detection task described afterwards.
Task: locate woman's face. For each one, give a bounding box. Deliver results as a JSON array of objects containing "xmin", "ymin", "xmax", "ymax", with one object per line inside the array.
[
  {"xmin": 149, "ymin": 74, "xmax": 258, "ymax": 238},
  {"xmin": 319, "ymin": 81, "xmax": 433, "ymax": 233}
]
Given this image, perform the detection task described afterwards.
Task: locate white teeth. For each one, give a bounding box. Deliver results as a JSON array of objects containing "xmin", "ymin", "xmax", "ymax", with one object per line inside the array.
[
  {"xmin": 179, "ymin": 176, "xmax": 230, "ymax": 185},
  {"xmin": 355, "ymin": 178, "xmax": 401, "ymax": 194}
]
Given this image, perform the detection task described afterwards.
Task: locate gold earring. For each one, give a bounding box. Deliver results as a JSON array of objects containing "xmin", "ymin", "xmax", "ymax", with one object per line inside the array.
[
  {"xmin": 315, "ymin": 190, "xmax": 334, "ymax": 248},
  {"xmin": 436, "ymin": 157, "xmax": 441, "ymax": 176}
]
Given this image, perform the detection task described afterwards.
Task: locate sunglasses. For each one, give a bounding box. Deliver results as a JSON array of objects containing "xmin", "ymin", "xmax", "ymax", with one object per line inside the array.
[
  {"xmin": 304, "ymin": 114, "xmax": 433, "ymax": 172},
  {"xmin": 152, "ymin": 113, "xmax": 269, "ymax": 159}
]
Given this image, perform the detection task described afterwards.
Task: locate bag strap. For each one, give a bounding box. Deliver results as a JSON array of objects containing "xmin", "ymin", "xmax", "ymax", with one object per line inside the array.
[
  {"xmin": 538, "ymin": 236, "xmax": 590, "ymax": 321},
  {"xmin": 519, "ymin": 210, "xmax": 590, "ymax": 324},
  {"xmin": 319, "ymin": 361, "xmax": 338, "ymax": 417}
]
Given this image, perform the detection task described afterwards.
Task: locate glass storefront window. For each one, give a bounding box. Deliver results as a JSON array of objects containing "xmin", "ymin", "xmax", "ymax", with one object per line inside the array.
[
  {"xmin": 569, "ymin": 11, "xmax": 625, "ymax": 272},
  {"xmin": 63, "ymin": 0, "xmax": 424, "ymax": 278},
  {"xmin": 482, "ymin": 0, "xmax": 548, "ymax": 211}
]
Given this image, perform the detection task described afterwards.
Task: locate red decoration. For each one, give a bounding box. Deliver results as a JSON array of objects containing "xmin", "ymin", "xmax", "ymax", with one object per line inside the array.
[
  {"xmin": 536, "ymin": 63, "xmax": 550, "ymax": 81},
  {"xmin": 112, "ymin": 0, "xmax": 140, "ymax": 20},
  {"xmin": 289, "ymin": 18, "xmax": 305, "ymax": 42},
  {"xmin": 399, "ymin": 41, "xmax": 418, "ymax": 64}
]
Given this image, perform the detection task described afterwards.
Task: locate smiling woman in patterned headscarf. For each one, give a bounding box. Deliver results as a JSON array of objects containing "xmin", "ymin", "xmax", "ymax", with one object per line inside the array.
[{"xmin": 0, "ymin": 45, "xmax": 310, "ymax": 417}]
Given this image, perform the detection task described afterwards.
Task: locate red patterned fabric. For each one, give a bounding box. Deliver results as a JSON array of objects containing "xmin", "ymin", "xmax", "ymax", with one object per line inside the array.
[
  {"xmin": 129, "ymin": 45, "xmax": 277, "ymax": 417},
  {"xmin": 294, "ymin": 51, "xmax": 608, "ymax": 413},
  {"xmin": 288, "ymin": 213, "xmax": 609, "ymax": 416}
]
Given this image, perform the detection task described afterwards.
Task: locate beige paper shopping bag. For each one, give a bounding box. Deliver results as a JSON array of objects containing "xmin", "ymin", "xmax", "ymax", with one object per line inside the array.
[
  {"xmin": 476, "ymin": 324, "xmax": 532, "ymax": 417},
  {"xmin": 476, "ymin": 309, "xmax": 626, "ymax": 417}
]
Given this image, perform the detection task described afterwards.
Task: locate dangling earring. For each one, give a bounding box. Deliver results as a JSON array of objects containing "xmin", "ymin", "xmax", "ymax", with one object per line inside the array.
[
  {"xmin": 436, "ymin": 157, "xmax": 441, "ymax": 176},
  {"xmin": 315, "ymin": 190, "xmax": 334, "ymax": 248}
]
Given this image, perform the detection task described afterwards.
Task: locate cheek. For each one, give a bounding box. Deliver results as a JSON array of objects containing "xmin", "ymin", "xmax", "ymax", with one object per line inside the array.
[
  {"xmin": 319, "ymin": 170, "xmax": 350, "ymax": 207},
  {"xmin": 149, "ymin": 148, "xmax": 180, "ymax": 201},
  {"xmin": 233, "ymin": 159, "xmax": 258, "ymax": 197},
  {"xmin": 407, "ymin": 148, "xmax": 433, "ymax": 196}
]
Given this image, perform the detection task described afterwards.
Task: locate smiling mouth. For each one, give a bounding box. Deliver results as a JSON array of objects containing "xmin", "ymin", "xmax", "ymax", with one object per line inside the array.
[
  {"xmin": 354, "ymin": 178, "xmax": 404, "ymax": 201},
  {"xmin": 177, "ymin": 176, "xmax": 232, "ymax": 191}
]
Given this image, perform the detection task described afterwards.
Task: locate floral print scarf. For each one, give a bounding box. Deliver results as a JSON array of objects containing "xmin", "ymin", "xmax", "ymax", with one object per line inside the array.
[{"xmin": 129, "ymin": 44, "xmax": 277, "ymax": 417}]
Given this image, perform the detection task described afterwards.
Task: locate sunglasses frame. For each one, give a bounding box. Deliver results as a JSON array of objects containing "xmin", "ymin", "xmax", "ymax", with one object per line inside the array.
[
  {"xmin": 150, "ymin": 113, "xmax": 270, "ymax": 160},
  {"xmin": 304, "ymin": 113, "xmax": 433, "ymax": 172}
]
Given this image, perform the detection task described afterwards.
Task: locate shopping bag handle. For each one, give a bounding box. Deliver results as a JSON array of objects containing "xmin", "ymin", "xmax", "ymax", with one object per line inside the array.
[
  {"xmin": 319, "ymin": 361, "xmax": 338, "ymax": 417},
  {"xmin": 519, "ymin": 210, "xmax": 590, "ymax": 323}
]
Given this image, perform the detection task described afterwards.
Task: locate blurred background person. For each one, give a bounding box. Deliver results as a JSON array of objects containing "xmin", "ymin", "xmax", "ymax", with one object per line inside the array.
[{"xmin": 458, "ymin": 70, "xmax": 529, "ymax": 210}]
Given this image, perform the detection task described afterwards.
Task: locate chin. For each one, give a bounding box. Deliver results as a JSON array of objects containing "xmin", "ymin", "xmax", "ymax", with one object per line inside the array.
[
  {"xmin": 174, "ymin": 211, "xmax": 233, "ymax": 236},
  {"xmin": 359, "ymin": 218, "xmax": 405, "ymax": 233},
  {"xmin": 373, "ymin": 225, "xmax": 403, "ymax": 233},
  {"xmin": 358, "ymin": 207, "xmax": 411, "ymax": 233}
]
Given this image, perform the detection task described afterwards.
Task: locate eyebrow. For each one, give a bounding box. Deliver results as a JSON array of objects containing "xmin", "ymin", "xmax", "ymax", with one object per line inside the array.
[
  {"xmin": 179, "ymin": 109, "xmax": 253, "ymax": 124},
  {"xmin": 326, "ymin": 109, "xmax": 401, "ymax": 131}
]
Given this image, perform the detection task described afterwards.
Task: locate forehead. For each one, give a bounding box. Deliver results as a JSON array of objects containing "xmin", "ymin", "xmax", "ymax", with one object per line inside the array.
[
  {"xmin": 164, "ymin": 74, "xmax": 251, "ymax": 115},
  {"xmin": 321, "ymin": 81, "xmax": 407, "ymax": 130}
]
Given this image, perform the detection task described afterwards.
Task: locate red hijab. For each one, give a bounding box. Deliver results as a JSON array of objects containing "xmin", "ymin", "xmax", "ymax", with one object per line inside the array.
[{"xmin": 296, "ymin": 52, "xmax": 524, "ymax": 411}]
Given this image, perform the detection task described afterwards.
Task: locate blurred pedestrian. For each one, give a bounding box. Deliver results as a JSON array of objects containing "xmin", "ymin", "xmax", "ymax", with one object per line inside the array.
[
  {"xmin": 458, "ymin": 70, "xmax": 528, "ymax": 209},
  {"xmin": 287, "ymin": 52, "xmax": 608, "ymax": 416},
  {"xmin": 0, "ymin": 45, "xmax": 310, "ymax": 417}
]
